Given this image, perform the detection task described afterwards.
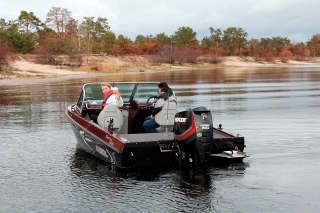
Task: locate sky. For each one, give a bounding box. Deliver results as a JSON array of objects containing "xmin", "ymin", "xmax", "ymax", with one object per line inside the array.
[{"xmin": 0, "ymin": 0, "xmax": 319, "ymax": 43}]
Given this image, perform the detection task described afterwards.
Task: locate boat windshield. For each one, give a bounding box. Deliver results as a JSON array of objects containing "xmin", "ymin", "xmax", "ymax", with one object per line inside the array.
[
  {"xmin": 79, "ymin": 82, "xmax": 163, "ymax": 107},
  {"xmin": 132, "ymin": 83, "xmax": 159, "ymax": 102},
  {"xmin": 112, "ymin": 83, "xmax": 137, "ymax": 102},
  {"xmin": 79, "ymin": 83, "xmax": 134, "ymax": 105},
  {"xmin": 82, "ymin": 83, "xmax": 104, "ymax": 104}
]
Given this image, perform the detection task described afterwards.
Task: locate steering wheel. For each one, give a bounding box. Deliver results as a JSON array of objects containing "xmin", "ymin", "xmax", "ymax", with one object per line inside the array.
[{"xmin": 146, "ymin": 96, "xmax": 158, "ymax": 111}]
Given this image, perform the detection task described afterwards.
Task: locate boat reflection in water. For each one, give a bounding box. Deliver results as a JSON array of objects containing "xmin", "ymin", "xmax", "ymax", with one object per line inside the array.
[
  {"xmin": 69, "ymin": 145, "xmax": 249, "ymax": 178},
  {"xmin": 69, "ymin": 145, "xmax": 248, "ymax": 211}
]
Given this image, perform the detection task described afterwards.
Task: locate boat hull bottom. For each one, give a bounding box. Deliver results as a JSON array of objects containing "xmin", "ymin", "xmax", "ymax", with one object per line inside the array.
[
  {"xmin": 69, "ymin": 119, "xmax": 248, "ymax": 168},
  {"xmin": 70, "ymin": 123, "xmax": 176, "ymax": 168}
]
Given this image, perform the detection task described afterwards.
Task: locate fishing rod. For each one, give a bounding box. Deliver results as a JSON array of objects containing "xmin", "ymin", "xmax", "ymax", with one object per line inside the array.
[
  {"xmin": 166, "ymin": 24, "xmax": 174, "ymax": 132},
  {"xmin": 165, "ymin": 84, "xmax": 170, "ymax": 133}
]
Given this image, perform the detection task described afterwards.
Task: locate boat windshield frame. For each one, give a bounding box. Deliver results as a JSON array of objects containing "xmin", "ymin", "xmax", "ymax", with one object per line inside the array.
[{"xmin": 75, "ymin": 82, "xmax": 163, "ymax": 113}]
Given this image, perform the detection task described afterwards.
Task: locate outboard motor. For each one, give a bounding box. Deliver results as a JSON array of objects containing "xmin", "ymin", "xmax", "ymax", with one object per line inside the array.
[{"xmin": 174, "ymin": 107, "xmax": 213, "ymax": 167}]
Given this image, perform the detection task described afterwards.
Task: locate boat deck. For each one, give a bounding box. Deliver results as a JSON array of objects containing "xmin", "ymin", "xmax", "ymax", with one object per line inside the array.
[
  {"xmin": 120, "ymin": 132, "xmax": 174, "ymax": 143},
  {"xmin": 119, "ymin": 128, "xmax": 241, "ymax": 144}
]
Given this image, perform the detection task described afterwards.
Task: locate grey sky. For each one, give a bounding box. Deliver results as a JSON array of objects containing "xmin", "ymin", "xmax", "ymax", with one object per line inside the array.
[{"xmin": 0, "ymin": 0, "xmax": 319, "ymax": 43}]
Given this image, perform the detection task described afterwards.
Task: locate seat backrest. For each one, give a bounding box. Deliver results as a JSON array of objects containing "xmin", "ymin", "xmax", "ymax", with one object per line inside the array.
[
  {"xmin": 97, "ymin": 104, "xmax": 124, "ymax": 131},
  {"xmin": 154, "ymin": 101, "xmax": 178, "ymax": 132}
]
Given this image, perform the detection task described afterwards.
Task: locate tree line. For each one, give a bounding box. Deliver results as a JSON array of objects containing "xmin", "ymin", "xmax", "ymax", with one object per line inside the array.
[{"xmin": 1, "ymin": 6, "xmax": 320, "ymax": 68}]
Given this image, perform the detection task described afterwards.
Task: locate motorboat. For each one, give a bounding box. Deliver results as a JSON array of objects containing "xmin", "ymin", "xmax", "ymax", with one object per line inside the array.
[{"xmin": 66, "ymin": 82, "xmax": 249, "ymax": 168}]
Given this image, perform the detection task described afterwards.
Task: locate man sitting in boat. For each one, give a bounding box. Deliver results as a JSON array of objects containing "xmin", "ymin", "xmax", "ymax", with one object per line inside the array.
[
  {"xmin": 143, "ymin": 82, "xmax": 177, "ymax": 133},
  {"xmin": 89, "ymin": 82, "xmax": 123, "ymax": 123}
]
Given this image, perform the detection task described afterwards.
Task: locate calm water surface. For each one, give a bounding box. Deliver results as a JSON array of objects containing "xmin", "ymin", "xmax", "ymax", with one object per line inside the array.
[{"xmin": 1, "ymin": 67, "xmax": 320, "ymax": 212}]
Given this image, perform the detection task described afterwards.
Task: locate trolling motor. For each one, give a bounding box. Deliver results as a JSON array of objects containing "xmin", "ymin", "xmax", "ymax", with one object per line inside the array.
[{"xmin": 174, "ymin": 107, "xmax": 213, "ymax": 167}]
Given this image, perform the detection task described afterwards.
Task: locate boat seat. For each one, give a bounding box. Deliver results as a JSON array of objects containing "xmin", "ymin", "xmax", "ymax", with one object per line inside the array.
[
  {"xmin": 97, "ymin": 104, "xmax": 124, "ymax": 132},
  {"xmin": 154, "ymin": 101, "xmax": 178, "ymax": 133}
]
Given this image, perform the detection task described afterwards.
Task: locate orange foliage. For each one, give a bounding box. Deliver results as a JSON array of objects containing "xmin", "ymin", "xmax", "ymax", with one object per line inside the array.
[
  {"xmin": 0, "ymin": 39, "xmax": 14, "ymax": 68},
  {"xmin": 234, "ymin": 48, "xmax": 248, "ymax": 56},
  {"xmin": 218, "ymin": 47, "xmax": 228, "ymax": 56},
  {"xmin": 279, "ymin": 50, "xmax": 293, "ymax": 57},
  {"xmin": 279, "ymin": 44, "xmax": 293, "ymax": 57},
  {"xmin": 265, "ymin": 52, "xmax": 276, "ymax": 58},
  {"xmin": 308, "ymin": 34, "xmax": 320, "ymax": 56},
  {"xmin": 111, "ymin": 38, "xmax": 135, "ymax": 55},
  {"xmin": 248, "ymin": 38, "xmax": 258, "ymax": 55},
  {"xmin": 203, "ymin": 47, "xmax": 224, "ymax": 55},
  {"xmin": 202, "ymin": 46, "xmax": 215, "ymax": 55},
  {"xmin": 34, "ymin": 32, "xmax": 65, "ymax": 55},
  {"xmin": 294, "ymin": 46, "xmax": 306, "ymax": 57},
  {"xmin": 135, "ymin": 40, "xmax": 159, "ymax": 54}
]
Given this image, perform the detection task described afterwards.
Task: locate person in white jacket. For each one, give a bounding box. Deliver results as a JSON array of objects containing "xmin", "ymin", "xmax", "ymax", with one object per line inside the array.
[
  {"xmin": 89, "ymin": 83, "xmax": 123, "ymax": 123},
  {"xmin": 105, "ymin": 86, "xmax": 124, "ymax": 107},
  {"xmin": 100, "ymin": 83, "xmax": 123, "ymax": 107}
]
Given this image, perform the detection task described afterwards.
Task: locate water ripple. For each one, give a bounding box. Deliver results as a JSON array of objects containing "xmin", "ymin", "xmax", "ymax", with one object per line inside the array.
[{"xmin": 1, "ymin": 67, "xmax": 320, "ymax": 212}]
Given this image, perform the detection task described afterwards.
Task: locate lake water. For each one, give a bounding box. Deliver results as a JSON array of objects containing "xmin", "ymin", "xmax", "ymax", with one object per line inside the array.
[{"xmin": 1, "ymin": 66, "xmax": 320, "ymax": 212}]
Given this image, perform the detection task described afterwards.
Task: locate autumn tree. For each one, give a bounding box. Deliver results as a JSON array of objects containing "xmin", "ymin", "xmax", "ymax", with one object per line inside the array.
[
  {"xmin": 293, "ymin": 42, "xmax": 307, "ymax": 57},
  {"xmin": 209, "ymin": 27, "xmax": 222, "ymax": 56},
  {"xmin": 279, "ymin": 43, "xmax": 293, "ymax": 58},
  {"xmin": 0, "ymin": 19, "xmax": 17, "ymax": 32},
  {"xmin": 149, "ymin": 33, "xmax": 172, "ymax": 64},
  {"xmin": 155, "ymin": 33, "xmax": 171, "ymax": 46},
  {"xmin": 134, "ymin": 34, "xmax": 147, "ymax": 44},
  {"xmin": 172, "ymin": 26, "xmax": 198, "ymax": 48},
  {"xmin": 248, "ymin": 38, "xmax": 258, "ymax": 56},
  {"xmin": 0, "ymin": 18, "xmax": 6, "ymax": 29},
  {"xmin": 222, "ymin": 27, "xmax": 247, "ymax": 55},
  {"xmin": 99, "ymin": 32, "xmax": 116, "ymax": 53},
  {"xmin": 79, "ymin": 17, "xmax": 112, "ymax": 54},
  {"xmin": 92, "ymin": 18, "xmax": 115, "ymax": 53},
  {"xmin": 37, "ymin": 12, "xmax": 76, "ymax": 56},
  {"xmin": 257, "ymin": 38, "xmax": 273, "ymax": 57},
  {"xmin": 0, "ymin": 18, "xmax": 18, "ymax": 31},
  {"xmin": 134, "ymin": 34, "xmax": 159, "ymax": 54},
  {"xmin": 307, "ymin": 34, "xmax": 320, "ymax": 57},
  {"xmin": 36, "ymin": 32, "xmax": 69, "ymax": 55},
  {"xmin": 236, "ymin": 28, "xmax": 248, "ymax": 55},
  {"xmin": 171, "ymin": 26, "xmax": 200, "ymax": 64},
  {"xmin": 271, "ymin": 36, "xmax": 290, "ymax": 56},
  {"xmin": 63, "ymin": 18, "xmax": 81, "ymax": 54},
  {"xmin": 155, "ymin": 44, "xmax": 179, "ymax": 64},
  {"xmin": 112, "ymin": 35, "xmax": 134, "ymax": 55},
  {"xmin": 200, "ymin": 36, "xmax": 213, "ymax": 53},
  {"xmin": 65, "ymin": 18, "xmax": 77, "ymax": 36},
  {"xmin": 0, "ymin": 39, "xmax": 14, "ymax": 70},
  {"xmin": 18, "ymin": 10, "xmax": 42, "ymax": 34},
  {"xmin": 0, "ymin": 19, "xmax": 34, "ymax": 53},
  {"xmin": 45, "ymin": 7, "xmax": 72, "ymax": 38},
  {"xmin": 35, "ymin": 27, "xmax": 53, "ymax": 46}
]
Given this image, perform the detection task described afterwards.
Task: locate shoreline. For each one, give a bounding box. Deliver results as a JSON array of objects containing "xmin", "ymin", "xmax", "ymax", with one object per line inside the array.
[{"xmin": 1, "ymin": 56, "xmax": 320, "ymax": 86}]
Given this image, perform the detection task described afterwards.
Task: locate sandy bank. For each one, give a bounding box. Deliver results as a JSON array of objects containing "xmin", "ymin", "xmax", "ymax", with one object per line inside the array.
[
  {"xmin": 1, "ymin": 56, "xmax": 320, "ymax": 86},
  {"xmin": 220, "ymin": 56, "xmax": 320, "ymax": 67}
]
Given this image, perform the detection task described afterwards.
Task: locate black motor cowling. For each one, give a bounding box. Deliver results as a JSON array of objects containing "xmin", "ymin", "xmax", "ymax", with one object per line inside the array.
[{"xmin": 174, "ymin": 107, "xmax": 213, "ymax": 166}]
